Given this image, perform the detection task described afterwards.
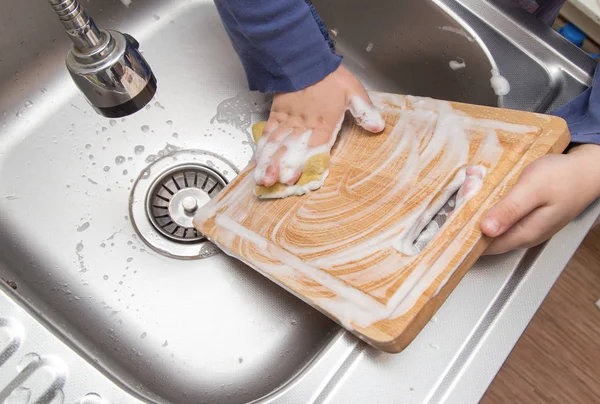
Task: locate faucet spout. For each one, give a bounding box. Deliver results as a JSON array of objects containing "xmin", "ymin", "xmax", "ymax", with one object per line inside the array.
[
  {"xmin": 48, "ymin": 0, "xmax": 157, "ymax": 118},
  {"xmin": 48, "ymin": 0, "xmax": 103, "ymax": 51}
]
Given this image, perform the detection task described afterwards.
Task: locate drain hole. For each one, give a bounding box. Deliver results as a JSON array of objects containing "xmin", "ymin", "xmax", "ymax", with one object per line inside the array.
[{"xmin": 146, "ymin": 164, "xmax": 227, "ymax": 244}]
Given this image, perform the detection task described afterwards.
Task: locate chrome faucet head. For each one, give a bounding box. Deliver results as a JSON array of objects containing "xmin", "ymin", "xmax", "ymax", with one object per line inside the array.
[{"xmin": 48, "ymin": 0, "xmax": 157, "ymax": 118}]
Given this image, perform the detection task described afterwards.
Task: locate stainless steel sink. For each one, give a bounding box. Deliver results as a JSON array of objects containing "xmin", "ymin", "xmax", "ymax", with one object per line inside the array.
[{"xmin": 0, "ymin": 0, "xmax": 598, "ymax": 403}]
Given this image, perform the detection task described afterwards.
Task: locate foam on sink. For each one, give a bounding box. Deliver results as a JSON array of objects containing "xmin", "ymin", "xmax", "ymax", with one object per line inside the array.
[
  {"xmin": 194, "ymin": 94, "xmax": 540, "ymax": 330},
  {"xmin": 449, "ymin": 58, "xmax": 466, "ymax": 70},
  {"xmin": 490, "ymin": 69, "xmax": 511, "ymax": 96}
]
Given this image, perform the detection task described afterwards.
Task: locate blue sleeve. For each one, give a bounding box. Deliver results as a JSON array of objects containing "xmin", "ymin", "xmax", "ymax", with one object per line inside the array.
[
  {"xmin": 552, "ymin": 62, "xmax": 600, "ymax": 145},
  {"xmin": 214, "ymin": 0, "xmax": 342, "ymax": 94}
]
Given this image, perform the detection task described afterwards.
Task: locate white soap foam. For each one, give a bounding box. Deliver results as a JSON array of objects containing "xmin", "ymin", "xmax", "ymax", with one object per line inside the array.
[
  {"xmin": 490, "ymin": 69, "xmax": 511, "ymax": 96},
  {"xmin": 449, "ymin": 58, "xmax": 466, "ymax": 70},
  {"xmin": 195, "ymin": 94, "xmax": 533, "ymax": 330}
]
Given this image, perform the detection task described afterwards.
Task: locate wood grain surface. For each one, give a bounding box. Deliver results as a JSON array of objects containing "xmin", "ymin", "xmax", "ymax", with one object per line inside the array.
[{"xmin": 194, "ymin": 93, "xmax": 570, "ymax": 353}]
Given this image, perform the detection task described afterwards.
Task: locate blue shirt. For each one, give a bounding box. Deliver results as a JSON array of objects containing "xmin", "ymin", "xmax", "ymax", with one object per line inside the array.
[{"xmin": 216, "ymin": 0, "xmax": 599, "ymax": 145}]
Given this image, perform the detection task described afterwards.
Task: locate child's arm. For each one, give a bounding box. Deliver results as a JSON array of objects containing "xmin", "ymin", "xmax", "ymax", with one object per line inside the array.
[{"xmin": 215, "ymin": 0, "xmax": 385, "ymax": 188}]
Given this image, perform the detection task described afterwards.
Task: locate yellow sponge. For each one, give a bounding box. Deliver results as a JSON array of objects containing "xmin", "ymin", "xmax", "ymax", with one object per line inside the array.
[{"xmin": 252, "ymin": 121, "xmax": 330, "ymax": 198}]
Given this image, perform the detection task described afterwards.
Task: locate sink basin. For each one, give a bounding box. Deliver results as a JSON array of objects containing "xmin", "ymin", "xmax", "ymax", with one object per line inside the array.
[{"xmin": 0, "ymin": 0, "xmax": 592, "ymax": 403}]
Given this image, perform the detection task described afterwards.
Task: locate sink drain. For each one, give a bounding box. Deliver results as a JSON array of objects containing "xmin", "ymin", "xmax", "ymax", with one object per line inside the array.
[
  {"xmin": 130, "ymin": 149, "xmax": 239, "ymax": 259},
  {"xmin": 146, "ymin": 164, "xmax": 227, "ymax": 243}
]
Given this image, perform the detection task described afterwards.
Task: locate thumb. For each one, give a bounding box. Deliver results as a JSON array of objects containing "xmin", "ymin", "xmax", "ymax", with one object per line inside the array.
[
  {"xmin": 481, "ymin": 179, "xmax": 543, "ymax": 237},
  {"xmin": 347, "ymin": 93, "xmax": 386, "ymax": 133}
]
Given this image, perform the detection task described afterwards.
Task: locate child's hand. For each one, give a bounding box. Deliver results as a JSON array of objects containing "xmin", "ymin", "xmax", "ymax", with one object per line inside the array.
[
  {"xmin": 481, "ymin": 144, "xmax": 600, "ymax": 255},
  {"xmin": 254, "ymin": 65, "xmax": 385, "ymax": 187}
]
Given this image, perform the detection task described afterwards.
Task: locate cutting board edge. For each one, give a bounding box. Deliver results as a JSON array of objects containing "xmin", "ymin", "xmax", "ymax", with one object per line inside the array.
[
  {"xmin": 194, "ymin": 96, "xmax": 573, "ymax": 354},
  {"xmin": 354, "ymin": 121, "xmax": 572, "ymax": 353}
]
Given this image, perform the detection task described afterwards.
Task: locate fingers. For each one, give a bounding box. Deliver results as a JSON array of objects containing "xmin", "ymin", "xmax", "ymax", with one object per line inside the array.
[
  {"xmin": 483, "ymin": 206, "xmax": 558, "ymax": 255},
  {"xmin": 254, "ymin": 126, "xmax": 291, "ymax": 185},
  {"xmin": 278, "ymin": 129, "xmax": 311, "ymax": 185},
  {"xmin": 260, "ymin": 146, "xmax": 287, "ymax": 187},
  {"xmin": 480, "ymin": 171, "xmax": 547, "ymax": 238},
  {"xmin": 347, "ymin": 93, "xmax": 386, "ymax": 133},
  {"xmin": 456, "ymin": 165, "xmax": 486, "ymax": 206},
  {"xmin": 256, "ymin": 127, "xmax": 313, "ymax": 187}
]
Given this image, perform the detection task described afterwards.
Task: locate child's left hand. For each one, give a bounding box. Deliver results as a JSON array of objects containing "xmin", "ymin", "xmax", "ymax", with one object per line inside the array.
[
  {"xmin": 254, "ymin": 65, "xmax": 385, "ymax": 187},
  {"xmin": 481, "ymin": 144, "xmax": 600, "ymax": 255}
]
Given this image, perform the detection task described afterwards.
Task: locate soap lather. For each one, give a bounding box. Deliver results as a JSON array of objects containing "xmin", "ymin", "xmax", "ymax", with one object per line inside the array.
[{"xmin": 251, "ymin": 122, "xmax": 332, "ymax": 199}]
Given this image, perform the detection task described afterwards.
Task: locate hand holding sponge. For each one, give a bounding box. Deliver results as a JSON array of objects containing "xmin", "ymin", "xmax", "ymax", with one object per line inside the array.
[{"xmin": 251, "ymin": 121, "xmax": 332, "ymax": 199}]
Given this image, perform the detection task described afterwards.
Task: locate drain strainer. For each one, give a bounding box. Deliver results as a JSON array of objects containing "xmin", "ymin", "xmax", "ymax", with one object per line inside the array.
[
  {"xmin": 130, "ymin": 149, "xmax": 239, "ymax": 259},
  {"xmin": 146, "ymin": 164, "xmax": 227, "ymax": 243}
]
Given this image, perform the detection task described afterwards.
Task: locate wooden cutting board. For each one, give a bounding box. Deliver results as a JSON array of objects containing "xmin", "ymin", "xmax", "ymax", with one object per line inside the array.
[{"xmin": 193, "ymin": 92, "xmax": 570, "ymax": 353}]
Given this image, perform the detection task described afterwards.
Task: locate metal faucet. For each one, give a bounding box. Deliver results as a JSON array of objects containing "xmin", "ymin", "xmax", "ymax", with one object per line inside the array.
[{"xmin": 48, "ymin": 0, "xmax": 157, "ymax": 118}]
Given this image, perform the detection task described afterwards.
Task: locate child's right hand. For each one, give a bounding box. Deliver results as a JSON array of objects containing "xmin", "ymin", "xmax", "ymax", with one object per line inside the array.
[
  {"xmin": 481, "ymin": 144, "xmax": 600, "ymax": 254},
  {"xmin": 254, "ymin": 65, "xmax": 385, "ymax": 187}
]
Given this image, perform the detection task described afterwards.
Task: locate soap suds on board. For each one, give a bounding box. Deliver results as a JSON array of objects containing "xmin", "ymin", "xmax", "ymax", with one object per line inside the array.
[
  {"xmin": 194, "ymin": 94, "xmax": 536, "ymax": 331},
  {"xmin": 255, "ymin": 96, "xmax": 384, "ymax": 199},
  {"xmin": 121, "ymin": 0, "xmax": 132, "ymax": 7}
]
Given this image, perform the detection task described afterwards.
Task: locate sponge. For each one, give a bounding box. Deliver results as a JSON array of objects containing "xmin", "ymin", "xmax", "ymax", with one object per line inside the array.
[{"xmin": 251, "ymin": 122, "xmax": 331, "ymax": 198}]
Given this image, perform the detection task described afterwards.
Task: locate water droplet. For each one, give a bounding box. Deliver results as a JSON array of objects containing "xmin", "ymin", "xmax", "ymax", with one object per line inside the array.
[
  {"xmin": 166, "ymin": 120, "xmax": 173, "ymax": 125},
  {"xmin": 109, "ymin": 119, "xmax": 117, "ymax": 127},
  {"xmin": 122, "ymin": 169, "xmax": 128, "ymax": 175},
  {"xmin": 101, "ymin": 126, "xmax": 108, "ymax": 132},
  {"xmin": 5, "ymin": 386, "xmax": 31, "ymax": 404},
  {"xmin": 162, "ymin": 340, "xmax": 168, "ymax": 347},
  {"xmin": 24, "ymin": 100, "xmax": 34, "ymax": 108},
  {"xmin": 76, "ymin": 242, "xmax": 84, "ymax": 252},
  {"xmin": 103, "ymin": 166, "xmax": 110, "ymax": 172},
  {"xmin": 141, "ymin": 125, "xmax": 150, "ymax": 133},
  {"xmin": 145, "ymin": 154, "xmax": 157, "ymax": 163},
  {"xmin": 134, "ymin": 145, "xmax": 145, "ymax": 155},
  {"xmin": 85, "ymin": 144, "xmax": 92, "ymax": 149},
  {"xmin": 127, "ymin": 257, "xmax": 133, "ymax": 263},
  {"xmin": 77, "ymin": 222, "xmax": 90, "ymax": 232},
  {"xmin": 79, "ymin": 393, "xmax": 103, "ymax": 404},
  {"xmin": 40, "ymin": 87, "xmax": 48, "ymax": 94},
  {"xmin": 238, "ymin": 357, "xmax": 243, "ymax": 363},
  {"xmin": 103, "ymin": 275, "xmax": 109, "ymax": 280},
  {"xmin": 172, "ymin": 132, "xmax": 179, "ymax": 138},
  {"xmin": 100, "ymin": 243, "xmax": 106, "ymax": 248},
  {"xmin": 141, "ymin": 332, "xmax": 147, "ymax": 339},
  {"xmin": 290, "ymin": 319, "xmax": 297, "ymax": 325},
  {"xmin": 16, "ymin": 110, "xmax": 23, "ymax": 118},
  {"xmin": 154, "ymin": 101, "xmax": 165, "ymax": 109},
  {"xmin": 153, "ymin": 14, "xmax": 160, "ymax": 20},
  {"xmin": 89, "ymin": 154, "xmax": 94, "ymax": 160},
  {"xmin": 115, "ymin": 155, "xmax": 126, "ymax": 165},
  {"xmin": 16, "ymin": 353, "xmax": 41, "ymax": 372}
]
